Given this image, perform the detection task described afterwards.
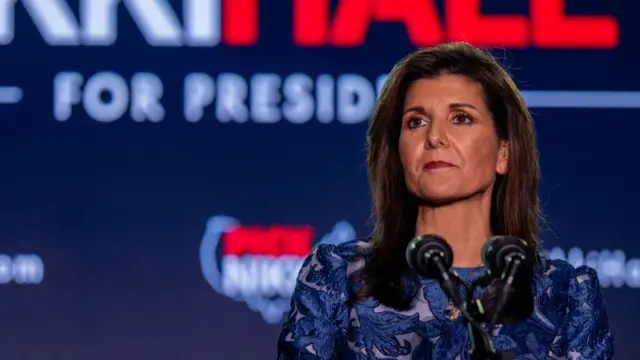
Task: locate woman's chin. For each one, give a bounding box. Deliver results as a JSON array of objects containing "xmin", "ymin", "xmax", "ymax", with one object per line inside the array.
[{"xmin": 418, "ymin": 193, "xmax": 464, "ymax": 206}]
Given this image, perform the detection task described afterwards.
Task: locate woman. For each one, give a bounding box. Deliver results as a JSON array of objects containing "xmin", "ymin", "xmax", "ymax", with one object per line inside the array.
[{"xmin": 277, "ymin": 42, "xmax": 613, "ymax": 359}]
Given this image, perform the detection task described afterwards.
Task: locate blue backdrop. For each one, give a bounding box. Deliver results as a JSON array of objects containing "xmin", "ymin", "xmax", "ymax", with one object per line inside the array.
[{"xmin": 0, "ymin": 0, "xmax": 638, "ymax": 359}]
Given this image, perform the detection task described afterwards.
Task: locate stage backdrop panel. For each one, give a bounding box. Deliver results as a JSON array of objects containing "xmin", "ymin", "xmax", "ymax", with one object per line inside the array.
[{"xmin": 0, "ymin": 1, "xmax": 638, "ymax": 359}]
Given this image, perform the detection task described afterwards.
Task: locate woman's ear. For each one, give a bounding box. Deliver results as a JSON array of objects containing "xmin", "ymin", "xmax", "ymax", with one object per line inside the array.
[{"xmin": 496, "ymin": 141, "xmax": 509, "ymax": 175}]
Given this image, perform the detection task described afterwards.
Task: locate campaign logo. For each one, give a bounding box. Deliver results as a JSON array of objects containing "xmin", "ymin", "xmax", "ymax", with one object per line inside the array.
[{"xmin": 199, "ymin": 215, "xmax": 356, "ymax": 324}]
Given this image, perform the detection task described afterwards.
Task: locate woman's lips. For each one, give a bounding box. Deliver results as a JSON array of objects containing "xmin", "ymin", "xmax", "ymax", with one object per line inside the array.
[{"xmin": 424, "ymin": 161, "xmax": 455, "ymax": 170}]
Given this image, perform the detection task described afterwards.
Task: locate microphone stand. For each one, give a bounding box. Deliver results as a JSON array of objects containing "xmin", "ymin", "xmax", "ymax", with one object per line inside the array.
[
  {"xmin": 449, "ymin": 272, "xmax": 509, "ymax": 360},
  {"xmin": 464, "ymin": 298, "xmax": 502, "ymax": 360}
]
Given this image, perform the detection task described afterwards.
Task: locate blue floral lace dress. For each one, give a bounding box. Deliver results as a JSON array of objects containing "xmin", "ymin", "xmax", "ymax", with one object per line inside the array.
[{"xmin": 277, "ymin": 239, "xmax": 613, "ymax": 359}]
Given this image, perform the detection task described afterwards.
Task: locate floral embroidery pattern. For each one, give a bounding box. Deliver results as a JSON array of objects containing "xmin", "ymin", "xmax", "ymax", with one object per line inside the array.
[{"xmin": 278, "ymin": 239, "xmax": 614, "ymax": 360}]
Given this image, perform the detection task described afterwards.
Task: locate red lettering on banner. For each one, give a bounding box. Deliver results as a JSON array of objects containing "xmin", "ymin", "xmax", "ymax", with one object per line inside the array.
[
  {"xmin": 223, "ymin": 0, "xmax": 259, "ymax": 46},
  {"xmin": 292, "ymin": 0, "xmax": 619, "ymax": 48},
  {"xmin": 531, "ymin": 0, "xmax": 618, "ymax": 48},
  {"xmin": 446, "ymin": 0, "xmax": 528, "ymax": 47},
  {"xmin": 329, "ymin": 0, "xmax": 443, "ymax": 47},
  {"xmin": 273, "ymin": 226, "xmax": 314, "ymax": 256},
  {"xmin": 293, "ymin": 0, "xmax": 331, "ymax": 46},
  {"xmin": 223, "ymin": 226, "xmax": 258, "ymax": 255},
  {"xmin": 223, "ymin": 225, "xmax": 313, "ymax": 256}
]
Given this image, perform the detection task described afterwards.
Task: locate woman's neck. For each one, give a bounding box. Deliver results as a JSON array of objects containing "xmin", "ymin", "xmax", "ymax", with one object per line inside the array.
[{"xmin": 415, "ymin": 194, "xmax": 493, "ymax": 267}]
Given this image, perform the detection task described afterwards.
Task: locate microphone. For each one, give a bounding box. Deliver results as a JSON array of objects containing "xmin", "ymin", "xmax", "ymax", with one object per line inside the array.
[
  {"xmin": 406, "ymin": 234, "xmax": 461, "ymax": 307},
  {"xmin": 481, "ymin": 235, "xmax": 535, "ymax": 324}
]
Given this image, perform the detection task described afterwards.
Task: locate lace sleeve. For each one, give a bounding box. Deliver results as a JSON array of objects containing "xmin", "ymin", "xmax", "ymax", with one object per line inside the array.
[
  {"xmin": 564, "ymin": 265, "xmax": 614, "ymax": 359},
  {"xmin": 277, "ymin": 244, "xmax": 349, "ymax": 359}
]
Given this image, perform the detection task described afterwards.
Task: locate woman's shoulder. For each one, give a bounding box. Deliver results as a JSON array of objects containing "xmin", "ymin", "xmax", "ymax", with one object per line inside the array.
[
  {"xmin": 311, "ymin": 237, "xmax": 373, "ymax": 267},
  {"xmin": 279, "ymin": 239, "xmax": 372, "ymax": 358},
  {"xmin": 535, "ymin": 256, "xmax": 608, "ymax": 315},
  {"xmin": 534, "ymin": 258, "xmax": 613, "ymax": 357},
  {"xmin": 536, "ymin": 256, "xmax": 601, "ymax": 288},
  {"xmin": 298, "ymin": 238, "xmax": 372, "ymax": 283},
  {"xmin": 285, "ymin": 239, "xmax": 370, "ymax": 325},
  {"xmin": 326, "ymin": 237, "xmax": 373, "ymax": 258}
]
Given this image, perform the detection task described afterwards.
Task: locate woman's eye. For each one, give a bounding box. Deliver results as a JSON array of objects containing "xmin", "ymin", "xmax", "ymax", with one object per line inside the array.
[
  {"xmin": 407, "ymin": 116, "xmax": 426, "ymax": 128},
  {"xmin": 452, "ymin": 113, "xmax": 474, "ymax": 124}
]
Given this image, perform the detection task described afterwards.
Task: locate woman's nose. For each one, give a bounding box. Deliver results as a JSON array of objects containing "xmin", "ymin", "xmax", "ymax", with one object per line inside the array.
[{"xmin": 426, "ymin": 122, "xmax": 449, "ymax": 149}]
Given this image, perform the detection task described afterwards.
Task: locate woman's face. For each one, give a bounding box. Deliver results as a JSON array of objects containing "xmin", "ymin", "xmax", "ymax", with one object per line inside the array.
[{"xmin": 398, "ymin": 74, "xmax": 508, "ymax": 204}]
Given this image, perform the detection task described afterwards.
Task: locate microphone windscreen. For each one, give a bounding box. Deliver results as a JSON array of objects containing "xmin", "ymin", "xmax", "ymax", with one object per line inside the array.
[{"xmin": 406, "ymin": 234, "xmax": 453, "ymax": 278}]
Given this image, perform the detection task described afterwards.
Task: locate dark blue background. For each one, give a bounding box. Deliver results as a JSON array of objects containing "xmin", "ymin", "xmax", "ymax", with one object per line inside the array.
[{"xmin": 0, "ymin": 0, "xmax": 638, "ymax": 359}]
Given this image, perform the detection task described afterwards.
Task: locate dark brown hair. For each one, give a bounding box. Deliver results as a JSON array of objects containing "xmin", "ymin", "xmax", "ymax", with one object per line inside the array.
[{"xmin": 358, "ymin": 42, "xmax": 540, "ymax": 321}]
